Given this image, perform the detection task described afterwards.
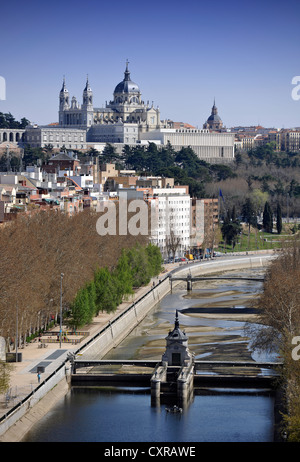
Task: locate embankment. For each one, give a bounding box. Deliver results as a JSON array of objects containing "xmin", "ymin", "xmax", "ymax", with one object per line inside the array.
[{"xmin": 0, "ymin": 253, "xmax": 275, "ymax": 441}]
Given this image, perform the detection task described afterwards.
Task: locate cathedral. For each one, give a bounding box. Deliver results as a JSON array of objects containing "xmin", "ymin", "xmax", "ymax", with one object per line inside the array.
[
  {"xmin": 58, "ymin": 61, "xmax": 161, "ymax": 143},
  {"xmin": 24, "ymin": 62, "xmax": 235, "ymax": 163}
]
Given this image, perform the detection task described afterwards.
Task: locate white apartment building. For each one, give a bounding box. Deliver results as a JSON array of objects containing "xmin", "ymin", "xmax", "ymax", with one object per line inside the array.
[{"xmin": 151, "ymin": 187, "xmax": 190, "ymax": 258}]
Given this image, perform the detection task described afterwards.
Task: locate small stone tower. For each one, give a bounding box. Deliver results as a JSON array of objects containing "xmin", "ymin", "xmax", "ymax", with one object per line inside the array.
[{"xmin": 162, "ymin": 310, "xmax": 192, "ymax": 366}]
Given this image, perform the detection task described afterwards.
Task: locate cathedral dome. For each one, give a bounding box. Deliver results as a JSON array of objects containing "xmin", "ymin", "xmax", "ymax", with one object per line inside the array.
[
  {"xmin": 114, "ymin": 62, "xmax": 140, "ymax": 94},
  {"xmin": 207, "ymin": 113, "xmax": 222, "ymax": 122},
  {"xmin": 203, "ymin": 99, "xmax": 223, "ymax": 130}
]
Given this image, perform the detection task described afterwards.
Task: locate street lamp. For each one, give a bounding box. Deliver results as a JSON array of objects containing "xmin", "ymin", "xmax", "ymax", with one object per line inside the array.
[
  {"xmin": 16, "ymin": 303, "xmax": 18, "ymax": 362},
  {"xmin": 60, "ymin": 273, "xmax": 64, "ymax": 348}
]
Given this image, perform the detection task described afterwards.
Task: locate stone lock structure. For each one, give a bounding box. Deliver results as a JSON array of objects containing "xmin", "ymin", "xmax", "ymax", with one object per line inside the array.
[{"xmin": 151, "ymin": 310, "xmax": 194, "ymax": 407}]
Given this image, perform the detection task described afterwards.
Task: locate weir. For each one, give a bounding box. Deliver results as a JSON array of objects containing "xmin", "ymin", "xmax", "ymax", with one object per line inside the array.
[
  {"xmin": 71, "ymin": 311, "xmax": 282, "ymax": 408},
  {"xmin": 169, "ymin": 274, "xmax": 265, "ymax": 291}
]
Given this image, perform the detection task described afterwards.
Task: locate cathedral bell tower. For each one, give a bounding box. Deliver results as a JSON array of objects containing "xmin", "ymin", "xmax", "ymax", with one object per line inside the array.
[
  {"xmin": 59, "ymin": 77, "xmax": 70, "ymax": 125},
  {"xmin": 82, "ymin": 76, "xmax": 94, "ymax": 127}
]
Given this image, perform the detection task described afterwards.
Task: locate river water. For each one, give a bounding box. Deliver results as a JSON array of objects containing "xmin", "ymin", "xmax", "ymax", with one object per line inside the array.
[{"xmin": 23, "ymin": 267, "xmax": 277, "ymax": 442}]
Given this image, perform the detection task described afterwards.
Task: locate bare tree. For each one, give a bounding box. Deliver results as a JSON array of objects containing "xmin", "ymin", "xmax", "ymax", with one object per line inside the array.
[
  {"xmin": 166, "ymin": 229, "xmax": 181, "ymax": 260},
  {"xmin": 0, "ymin": 204, "xmax": 149, "ymax": 350}
]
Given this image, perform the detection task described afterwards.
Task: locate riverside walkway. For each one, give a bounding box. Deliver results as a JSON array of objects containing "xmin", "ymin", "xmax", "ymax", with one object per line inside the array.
[
  {"xmin": 0, "ymin": 251, "xmax": 277, "ymax": 441},
  {"xmin": 0, "ymin": 261, "xmax": 181, "ymax": 420}
]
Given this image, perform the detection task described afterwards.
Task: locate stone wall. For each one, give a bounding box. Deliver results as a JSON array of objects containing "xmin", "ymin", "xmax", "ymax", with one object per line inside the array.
[
  {"xmin": 80, "ymin": 277, "xmax": 171, "ymax": 359},
  {"xmin": 80, "ymin": 254, "xmax": 274, "ymax": 360}
]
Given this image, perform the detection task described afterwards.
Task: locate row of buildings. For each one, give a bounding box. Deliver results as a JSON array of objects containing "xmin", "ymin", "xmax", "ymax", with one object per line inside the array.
[
  {"xmin": 1, "ymin": 63, "xmax": 299, "ymax": 162},
  {"xmin": 2, "ymin": 123, "xmax": 300, "ymax": 159},
  {"xmin": 0, "ymin": 62, "xmax": 235, "ymax": 164},
  {"xmin": 0, "ymin": 151, "xmax": 218, "ymax": 258},
  {"xmin": 233, "ymin": 126, "xmax": 300, "ymax": 153}
]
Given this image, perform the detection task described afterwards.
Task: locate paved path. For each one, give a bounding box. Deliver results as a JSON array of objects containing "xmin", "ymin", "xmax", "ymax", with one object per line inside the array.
[{"xmin": 0, "ymin": 266, "xmax": 176, "ymax": 418}]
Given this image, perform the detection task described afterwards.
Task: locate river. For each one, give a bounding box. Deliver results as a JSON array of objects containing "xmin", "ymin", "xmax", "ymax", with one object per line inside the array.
[{"xmin": 22, "ymin": 267, "xmax": 277, "ymax": 442}]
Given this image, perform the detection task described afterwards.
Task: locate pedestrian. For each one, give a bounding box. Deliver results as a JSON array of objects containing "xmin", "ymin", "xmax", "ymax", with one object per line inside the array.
[{"xmin": 37, "ymin": 372, "xmax": 41, "ymax": 383}]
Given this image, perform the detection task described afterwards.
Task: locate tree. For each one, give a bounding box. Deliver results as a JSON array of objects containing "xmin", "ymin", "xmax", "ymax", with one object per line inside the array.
[
  {"xmin": 146, "ymin": 243, "xmax": 163, "ymax": 276},
  {"xmin": 20, "ymin": 117, "xmax": 30, "ymax": 128},
  {"xmin": 0, "ymin": 112, "xmax": 29, "ymax": 129},
  {"xmin": 276, "ymin": 202, "xmax": 282, "ymax": 235},
  {"xmin": 251, "ymin": 189, "xmax": 269, "ymax": 218},
  {"xmin": 263, "ymin": 201, "xmax": 273, "ymax": 233},
  {"xmin": 113, "ymin": 249, "xmax": 134, "ymax": 302},
  {"xmin": 242, "ymin": 198, "xmax": 257, "ymax": 249},
  {"xmin": 166, "ymin": 229, "xmax": 181, "ymax": 260},
  {"xmin": 101, "ymin": 143, "xmax": 122, "ymax": 166},
  {"xmin": 126, "ymin": 244, "xmax": 151, "ymax": 287},
  {"xmin": 244, "ymin": 239, "xmax": 300, "ymax": 440},
  {"xmin": 245, "ymin": 238, "xmax": 300, "ymax": 353},
  {"xmin": 68, "ymin": 286, "xmax": 93, "ymax": 329},
  {"xmin": 242, "ymin": 198, "xmax": 257, "ymax": 230},
  {"xmin": 0, "ymin": 361, "xmax": 14, "ymax": 394},
  {"xmin": 94, "ymin": 267, "xmax": 119, "ymax": 313},
  {"xmin": 221, "ymin": 208, "xmax": 242, "ymax": 247}
]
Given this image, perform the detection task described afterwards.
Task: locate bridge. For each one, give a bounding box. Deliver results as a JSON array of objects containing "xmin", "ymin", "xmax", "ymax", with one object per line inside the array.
[
  {"xmin": 70, "ymin": 358, "xmax": 282, "ymax": 408},
  {"xmin": 169, "ymin": 274, "xmax": 265, "ymax": 290},
  {"xmin": 70, "ymin": 308, "xmax": 280, "ymax": 409}
]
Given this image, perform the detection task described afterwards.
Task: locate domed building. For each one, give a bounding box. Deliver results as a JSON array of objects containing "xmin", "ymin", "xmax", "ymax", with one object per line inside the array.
[
  {"xmin": 93, "ymin": 61, "xmax": 161, "ymax": 130},
  {"xmin": 203, "ymin": 99, "xmax": 223, "ymax": 131},
  {"xmin": 57, "ymin": 61, "xmax": 161, "ymax": 144},
  {"xmin": 25, "ymin": 63, "xmax": 235, "ymax": 163}
]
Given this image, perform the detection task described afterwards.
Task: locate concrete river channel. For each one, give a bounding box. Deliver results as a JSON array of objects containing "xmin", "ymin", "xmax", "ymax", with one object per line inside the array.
[{"xmin": 23, "ymin": 263, "xmax": 280, "ymax": 442}]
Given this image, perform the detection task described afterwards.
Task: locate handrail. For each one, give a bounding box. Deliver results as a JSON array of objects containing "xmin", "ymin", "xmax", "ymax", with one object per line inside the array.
[{"xmin": 0, "ymin": 276, "xmax": 169, "ymax": 425}]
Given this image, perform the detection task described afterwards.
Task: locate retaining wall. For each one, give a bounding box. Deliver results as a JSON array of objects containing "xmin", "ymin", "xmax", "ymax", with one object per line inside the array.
[
  {"xmin": 0, "ymin": 365, "xmax": 69, "ymax": 440},
  {"xmin": 79, "ymin": 254, "xmax": 274, "ymax": 360},
  {"xmin": 80, "ymin": 277, "xmax": 171, "ymax": 359},
  {"xmin": 0, "ymin": 253, "xmax": 275, "ymax": 440}
]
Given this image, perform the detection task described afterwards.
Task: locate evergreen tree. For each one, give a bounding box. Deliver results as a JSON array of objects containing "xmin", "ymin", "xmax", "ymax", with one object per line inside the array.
[
  {"xmin": 221, "ymin": 207, "xmax": 241, "ymax": 247},
  {"xmin": 263, "ymin": 201, "xmax": 273, "ymax": 233},
  {"xmin": 276, "ymin": 202, "xmax": 282, "ymax": 235},
  {"xmin": 242, "ymin": 198, "xmax": 257, "ymax": 230}
]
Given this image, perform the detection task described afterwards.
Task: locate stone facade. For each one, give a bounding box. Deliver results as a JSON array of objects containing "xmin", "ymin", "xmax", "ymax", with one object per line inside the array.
[
  {"xmin": 24, "ymin": 125, "xmax": 87, "ymax": 150},
  {"xmin": 0, "ymin": 129, "xmax": 25, "ymax": 144}
]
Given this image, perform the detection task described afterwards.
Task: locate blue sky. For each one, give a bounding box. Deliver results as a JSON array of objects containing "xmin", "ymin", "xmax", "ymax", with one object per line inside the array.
[{"xmin": 1, "ymin": 0, "xmax": 300, "ymax": 128}]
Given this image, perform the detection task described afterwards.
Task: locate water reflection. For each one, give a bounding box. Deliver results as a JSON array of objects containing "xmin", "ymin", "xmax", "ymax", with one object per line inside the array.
[{"xmin": 23, "ymin": 387, "xmax": 275, "ymax": 442}]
